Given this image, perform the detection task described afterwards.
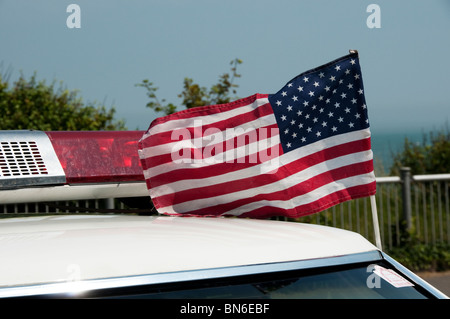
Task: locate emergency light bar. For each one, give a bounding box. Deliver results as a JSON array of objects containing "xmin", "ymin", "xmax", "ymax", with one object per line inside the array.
[{"xmin": 0, "ymin": 130, "xmax": 148, "ymax": 204}]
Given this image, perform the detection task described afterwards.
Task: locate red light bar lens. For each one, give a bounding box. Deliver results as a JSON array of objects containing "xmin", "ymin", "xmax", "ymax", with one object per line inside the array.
[{"xmin": 46, "ymin": 131, "xmax": 145, "ymax": 184}]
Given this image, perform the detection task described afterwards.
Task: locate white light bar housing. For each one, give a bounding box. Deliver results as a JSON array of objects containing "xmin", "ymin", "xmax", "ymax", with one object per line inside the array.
[{"xmin": 0, "ymin": 130, "xmax": 66, "ymax": 189}]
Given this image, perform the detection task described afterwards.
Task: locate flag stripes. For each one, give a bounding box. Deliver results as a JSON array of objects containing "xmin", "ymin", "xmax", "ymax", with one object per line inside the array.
[{"xmin": 138, "ymin": 53, "xmax": 376, "ymax": 219}]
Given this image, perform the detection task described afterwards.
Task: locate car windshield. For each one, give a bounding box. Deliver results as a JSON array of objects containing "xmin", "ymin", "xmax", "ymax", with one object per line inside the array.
[{"xmin": 90, "ymin": 261, "xmax": 432, "ymax": 299}]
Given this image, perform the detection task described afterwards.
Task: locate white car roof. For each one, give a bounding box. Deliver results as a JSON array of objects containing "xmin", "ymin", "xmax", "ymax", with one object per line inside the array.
[{"xmin": 0, "ymin": 214, "xmax": 377, "ymax": 288}]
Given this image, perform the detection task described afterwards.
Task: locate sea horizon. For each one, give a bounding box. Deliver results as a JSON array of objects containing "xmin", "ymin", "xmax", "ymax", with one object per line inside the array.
[{"xmin": 370, "ymin": 129, "xmax": 431, "ymax": 176}]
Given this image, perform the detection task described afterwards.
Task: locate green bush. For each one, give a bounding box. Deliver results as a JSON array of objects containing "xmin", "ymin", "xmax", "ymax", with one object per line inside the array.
[
  {"xmin": 387, "ymin": 242, "xmax": 450, "ymax": 272},
  {"xmin": 390, "ymin": 126, "xmax": 450, "ymax": 175},
  {"xmin": 136, "ymin": 58, "xmax": 242, "ymax": 116},
  {"xmin": 0, "ymin": 72, "xmax": 126, "ymax": 131}
]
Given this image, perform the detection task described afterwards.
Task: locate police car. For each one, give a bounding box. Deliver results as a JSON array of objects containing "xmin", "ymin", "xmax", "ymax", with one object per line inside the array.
[
  {"xmin": 0, "ymin": 130, "xmax": 447, "ymax": 299},
  {"xmin": 0, "ymin": 213, "xmax": 447, "ymax": 299}
]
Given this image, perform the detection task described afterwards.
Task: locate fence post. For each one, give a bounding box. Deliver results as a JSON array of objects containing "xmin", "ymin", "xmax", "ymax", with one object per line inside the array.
[
  {"xmin": 400, "ymin": 167, "xmax": 413, "ymax": 231},
  {"xmin": 105, "ymin": 198, "xmax": 115, "ymax": 210}
]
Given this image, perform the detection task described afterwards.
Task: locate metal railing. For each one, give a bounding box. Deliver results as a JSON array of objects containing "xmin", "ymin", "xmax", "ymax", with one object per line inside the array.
[
  {"xmin": 1, "ymin": 169, "xmax": 449, "ymax": 250},
  {"xmin": 299, "ymin": 169, "xmax": 450, "ymax": 249}
]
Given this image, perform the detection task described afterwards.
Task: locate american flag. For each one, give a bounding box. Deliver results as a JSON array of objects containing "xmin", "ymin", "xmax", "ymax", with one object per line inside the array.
[{"xmin": 138, "ymin": 52, "xmax": 376, "ymax": 219}]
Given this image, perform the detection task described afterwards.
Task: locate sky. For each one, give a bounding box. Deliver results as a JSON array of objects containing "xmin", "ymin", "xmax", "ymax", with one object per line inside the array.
[{"xmin": 0, "ymin": 0, "xmax": 449, "ymax": 139}]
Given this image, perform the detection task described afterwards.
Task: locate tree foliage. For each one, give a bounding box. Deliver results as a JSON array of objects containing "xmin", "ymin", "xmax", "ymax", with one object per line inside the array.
[
  {"xmin": 389, "ymin": 126, "xmax": 450, "ymax": 175},
  {"xmin": 0, "ymin": 72, "xmax": 126, "ymax": 131},
  {"xmin": 136, "ymin": 58, "xmax": 242, "ymax": 116}
]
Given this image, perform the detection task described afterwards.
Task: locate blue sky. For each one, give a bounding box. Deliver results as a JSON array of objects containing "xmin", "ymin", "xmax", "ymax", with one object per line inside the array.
[{"xmin": 1, "ymin": 0, "xmax": 449, "ymax": 137}]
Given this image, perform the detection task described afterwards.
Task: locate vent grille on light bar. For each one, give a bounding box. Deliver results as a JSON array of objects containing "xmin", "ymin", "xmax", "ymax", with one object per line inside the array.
[
  {"xmin": 0, "ymin": 131, "xmax": 66, "ymax": 189},
  {"xmin": 0, "ymin": 140, "xmax": 48, "ymax": 177}
]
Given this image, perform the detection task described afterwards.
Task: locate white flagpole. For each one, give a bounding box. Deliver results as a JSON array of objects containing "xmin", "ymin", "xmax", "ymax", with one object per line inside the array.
[
  {"xmin": 349, "ymin": 49, "xmax": 381, "ymax": 250},
  {"xmin": 370, "ymin": 195, "xmax": 382, "ymax": 250}
]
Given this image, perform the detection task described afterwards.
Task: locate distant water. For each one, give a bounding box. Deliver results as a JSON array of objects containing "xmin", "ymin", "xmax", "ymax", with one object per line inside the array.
[{"xmin": 370, "ymin": 130, "xmax": 425, "ymax": 174}]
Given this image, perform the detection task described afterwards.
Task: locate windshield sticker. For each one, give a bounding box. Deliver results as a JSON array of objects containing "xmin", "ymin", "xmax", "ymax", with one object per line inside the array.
[{"xmin": 373, "ymin": 265, "xmax": 414, "ymax": 288}]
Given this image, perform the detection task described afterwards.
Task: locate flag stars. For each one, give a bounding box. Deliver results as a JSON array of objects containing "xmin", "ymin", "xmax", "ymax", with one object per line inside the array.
[{"xmin": 270, "ymin": 56, "xmax": 370, "ymax": 152}]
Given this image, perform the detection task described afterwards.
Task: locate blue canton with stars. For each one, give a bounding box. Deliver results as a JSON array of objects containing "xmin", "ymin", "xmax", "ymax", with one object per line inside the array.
[{"xmin": 268, "ymin": 53, "xmax": 370, "ymax": 153}]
